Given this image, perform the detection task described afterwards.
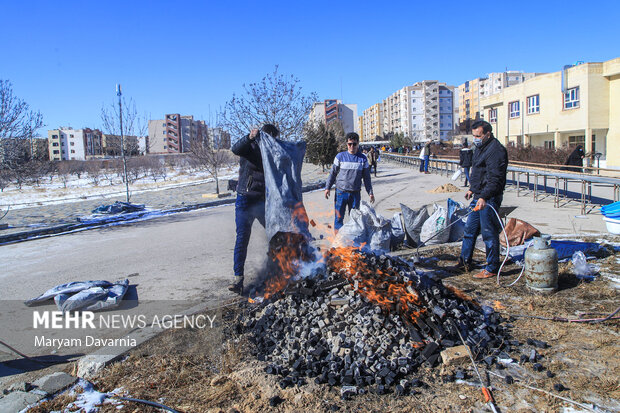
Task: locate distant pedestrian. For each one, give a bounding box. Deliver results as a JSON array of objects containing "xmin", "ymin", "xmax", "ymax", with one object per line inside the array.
[
  {"xmin": 419, "ymin": 141, "xmax": 431, "ymax": 173},
  {"xmin": 368, "ymin": 146, "xmax": 378, "ymax": 177},
  {"xmin": 325, "ymin": 133, "xmax": 375, "ymax": 232},
  {"xmin": 229, "ymin": 124, "xmax": 280, "ymax": 295},
  {"xmin": 459, "ymin": 142, "xmax": 473, "ymax": 186},
  {"xmin": 563, "ymin": 145, "xmax": 585, "ymax": 172}
]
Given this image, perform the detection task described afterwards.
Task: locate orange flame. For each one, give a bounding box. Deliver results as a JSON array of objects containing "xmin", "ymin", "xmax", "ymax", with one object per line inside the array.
[
  {"xmin": 326, "ymin": 246, "xmax": 426, "ymax": 329},
  {"xmin": 493, "ymin": 300, "xmax": 505, "ymax": 310}
]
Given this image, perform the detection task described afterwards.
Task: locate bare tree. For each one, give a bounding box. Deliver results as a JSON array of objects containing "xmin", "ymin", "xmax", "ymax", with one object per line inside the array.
[
  {"xmin": 0, "ymin": 80, "xmax": 44, "ymax": 140},
  {"xmin": 57, "ymin": 162, "xmax": 72, "ymax": 188},
  {"xmin": 220, "ymin": 66, "xmax": 317, "ymax": 142},
  {"xmin": 85, "ymin": 160, "xmax": 103, "ymax": 186},
  {"xmin": 1, "ymin": 80, "xmax": 44, "ymax": 179},
  {"xmin": 101, "ymin": 91, "xmax": 148, "ymax": 201},
  {"xmin": 188, "ymin": 131, "xmax": 233, "ymax": 195}
]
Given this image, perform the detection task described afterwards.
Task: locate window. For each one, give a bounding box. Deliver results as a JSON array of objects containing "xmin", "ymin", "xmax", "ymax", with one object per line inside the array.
[
  {"xmin": 564, "ymin": 87, "xmax": 579, "ymax": 109},
  {"xmin": 70, "ymin": 142, "xmax": 75, "ymax": 146},
  {"xmin": 544, "ymin": 141, "xmax": 555, "ymax": 149},
  {"xmin": 509, "ymin": 101, "xmax": 520, "ymax": 118},
  {"xmin": 52, "ymin": 142, "xmax": 59, "ymax": 147},
  {"xmin": 489, "ymin": 108, "xmax": 497, "ymax": 123},
  {"xmin": 53, "ymin": 150, "xmax": 59, "ymax": 154},
  {"xmin": 568, "ymin": 135, "xmax": 585, "ymax": 146},
  {"xmin": 71, "ymin": 150, "xmax": 75, "ymax": 154},
  {"xmin": 527, "ymin": 95, "xmax": 540, "ymax": 114}
]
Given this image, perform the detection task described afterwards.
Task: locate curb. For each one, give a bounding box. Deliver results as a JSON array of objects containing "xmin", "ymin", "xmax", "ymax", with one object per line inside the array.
[{"xmin": 0, "ymin": 181, "xmax": 326, "ymax": 246}]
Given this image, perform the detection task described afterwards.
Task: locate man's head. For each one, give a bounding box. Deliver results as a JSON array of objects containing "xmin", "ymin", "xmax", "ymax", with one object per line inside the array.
[
  {"xmin": 471, "ymin": 120, "xmax": 492, "ymax": 143},
  {"xmin": 345, "ymin": 132, "xmax": 360, "ymax": 154},
  {"xmin": 261, "ymin": 124, "xmax": 279, "ymax": 138}
]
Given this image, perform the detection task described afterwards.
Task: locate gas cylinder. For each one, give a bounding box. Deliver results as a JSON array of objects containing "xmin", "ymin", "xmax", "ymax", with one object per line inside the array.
[{"xmin": 524, "ymin": 235, "xmax": 558, "ymax": 293}]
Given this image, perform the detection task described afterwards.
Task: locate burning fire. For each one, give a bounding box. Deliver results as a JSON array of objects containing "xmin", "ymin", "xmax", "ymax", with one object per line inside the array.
[
  {"xmin": 326, "ymin": 246, "xmax": 426, "ymax": 326},
  {"xmin": 493, "ymin": 300, "xmax": 506, "ymax": 311}
]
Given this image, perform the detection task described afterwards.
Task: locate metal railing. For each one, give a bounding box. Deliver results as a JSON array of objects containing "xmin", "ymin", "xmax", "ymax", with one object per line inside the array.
[{"xmin": 380, "ymin": 153, "xmax": 620, "ymax": 214}]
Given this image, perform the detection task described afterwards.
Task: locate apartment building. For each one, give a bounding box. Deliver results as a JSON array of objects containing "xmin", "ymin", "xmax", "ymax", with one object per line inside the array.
[
  {"xmin": 309, "ymin": 100, "xmax": 358, "ymax": 134},
  {"xmin": 362, "ymin": 103, "xmax": 383, "ymax": 142},
  {"xmin": 479, "ymin": 57, "xmax": 620, "ymax": 168},
  {"xmin": 358, "ymin": 116, "xmax": 364, "ymax": 141},
  {"xmin": 48, "ymin": 128, "xmax": 100, "ymax": 161},
  {"xmin": 458, "ymin": 71, "xmax": 538, "ymax": 127},
  {"xmin": 379, "ymin": 81, "xmax": 455, "ymax": 143},
  {"xmin": 148, "ymin": 114, "xmax": 208, "ymax": 154},
  {"xmin": 209, "ymin": 127, "xmax": 231, "ymax": 150},
  {"xmin": 101, "ymin": 134, "xmax": 139, "ymax": 156}
]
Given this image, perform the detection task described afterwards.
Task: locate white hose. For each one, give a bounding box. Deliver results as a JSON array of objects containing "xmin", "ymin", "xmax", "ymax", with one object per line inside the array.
[{"xmin": 486, "ymin": 203, "xmax": 525, "ymax": 287}]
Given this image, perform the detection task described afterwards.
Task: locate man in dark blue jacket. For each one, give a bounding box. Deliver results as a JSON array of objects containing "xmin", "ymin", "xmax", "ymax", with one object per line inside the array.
[
  {"xmin": 457, "ymin": 120, "xmax": 508, "ymax": 279},
  {"xmin": 229, "ymin": 124, "xmax": 279, "ymax": 294},
  {"xmin": 325, "ymin": 132, "xmax": 375, "ymax": 232}
]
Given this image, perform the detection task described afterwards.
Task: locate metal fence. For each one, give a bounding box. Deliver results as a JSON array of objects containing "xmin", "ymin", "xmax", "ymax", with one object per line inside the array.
[{"xmin": 380, "ymin": 153, "xmax": 620, "ymax": 214}]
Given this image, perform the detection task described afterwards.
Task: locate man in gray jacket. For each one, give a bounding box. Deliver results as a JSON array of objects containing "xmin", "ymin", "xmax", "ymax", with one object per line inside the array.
[{"xmin": 324, "ymin": 132, "xmax": 375, "ymax": 232}]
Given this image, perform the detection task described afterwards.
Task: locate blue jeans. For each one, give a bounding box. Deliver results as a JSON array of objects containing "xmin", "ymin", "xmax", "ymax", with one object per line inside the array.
[
  {"xmin": 463, "ymin": 167, "xmax": 470, "ymax": 185},
  {"xmin": 234, "ymin": 194, "xmax": 265, "ymax": 278},
  {"xmin": 334, "ymin": 189, "xmax": 361, "ymax": 230},
  {"xmin": 423, "ymin": 155, "xmax": 430, "ymax": 172},
  {"xmin": 460, "ymin": 195, "xmax": 502, "ymax": 273}
]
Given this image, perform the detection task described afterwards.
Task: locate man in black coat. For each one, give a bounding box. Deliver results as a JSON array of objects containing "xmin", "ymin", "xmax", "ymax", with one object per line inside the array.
[
  {"xmin": 459, "ymin": 142, "xmax": 473, "ymax": 186},
  {"xmin": 457, "ymin": 120, "xmax": 508, "ymax": 279},
  {"xmin": 229, "ymin": 124, "xmax": 279, "ymax": 294}
]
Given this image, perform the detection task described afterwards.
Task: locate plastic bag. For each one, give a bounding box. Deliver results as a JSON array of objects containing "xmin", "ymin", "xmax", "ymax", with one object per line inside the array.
[
  {"xmin": 390, "ymin": 212, "xmax": 406, "ymax": 249},
  {"xmin": 333, "ymin": 202, "xmax": 392, "ymax": 253},
  {"xmin": 258, "ymin": 132, "xmax": 311, "ymax": 242},
  {"xmin": 447, "ymin": 198, "xmax": 467, "ymax": 242},
  {"xmin": 420, "ymin": 204, "xmax": 449, "ymax": 245},
  {"xmin": 451, "ymin": 169, "xmax": 462, "ymax": 181},
  {"xmin": 571, "ymin": 251, "xmax": 600, "ymax": 280},
  {"xmin": 400, "ymin": 203, "xmax": 429, "ymax": 246}
]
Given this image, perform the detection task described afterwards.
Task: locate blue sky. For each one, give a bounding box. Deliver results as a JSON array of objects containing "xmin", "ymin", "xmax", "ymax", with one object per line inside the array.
[{"xmin": 2, "ymin": 0, "xmax": 619, "ymax": 137}]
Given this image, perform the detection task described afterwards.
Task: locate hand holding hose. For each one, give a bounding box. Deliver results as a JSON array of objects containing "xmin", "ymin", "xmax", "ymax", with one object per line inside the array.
[{"xmin": 474, "ymin": 198, "xmax": 486, "ymax": 211}]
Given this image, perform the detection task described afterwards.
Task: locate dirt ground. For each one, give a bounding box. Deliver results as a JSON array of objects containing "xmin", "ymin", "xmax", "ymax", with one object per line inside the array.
[{"xmin": 28, "ymin": 239, "xmax": 620, "ymax": 413}]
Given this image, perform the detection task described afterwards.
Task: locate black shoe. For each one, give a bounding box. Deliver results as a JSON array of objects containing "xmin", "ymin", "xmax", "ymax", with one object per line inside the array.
[
  {"xmin": 228, "ymin": 276, "xmax": 243, "ymax": 295},
  {"xmin": 228, "ymin": 282, "xmax": 243, "ymax": 295}
]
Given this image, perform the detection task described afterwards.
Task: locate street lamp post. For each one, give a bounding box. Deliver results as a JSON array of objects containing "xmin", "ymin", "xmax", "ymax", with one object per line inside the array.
[{"xmin": 116, "ymin": 84, "xmax": 130, "ymax": 202}]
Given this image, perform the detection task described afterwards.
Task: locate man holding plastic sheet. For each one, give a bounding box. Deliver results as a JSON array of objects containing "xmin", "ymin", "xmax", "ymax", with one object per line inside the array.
[
  {"xmin": 229, "ymin": 124, "xmax": 279, "ymax": 295},
  {"xmin": 457, "ymin": 120, "xmax": 508, "ymax": 279},
  {"xmin": 325, "ymin": 132, "xmax": 375, "ymax": 232}
]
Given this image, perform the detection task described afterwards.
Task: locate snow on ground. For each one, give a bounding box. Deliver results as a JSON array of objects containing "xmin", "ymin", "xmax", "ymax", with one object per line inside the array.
[{"xmin": 0, "ymin": 166, "xmax": 239, "ymax": 210}]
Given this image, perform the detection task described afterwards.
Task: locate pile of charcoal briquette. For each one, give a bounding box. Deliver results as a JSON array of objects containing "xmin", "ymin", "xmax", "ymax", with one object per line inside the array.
[{"xmin": 240, "ymin": 248, "xmax": 521, "ymax": 397}]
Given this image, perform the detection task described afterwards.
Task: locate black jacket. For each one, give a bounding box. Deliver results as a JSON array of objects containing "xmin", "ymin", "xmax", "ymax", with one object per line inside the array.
[
  {"xmin": 469, "ymin": 136, "xmax": 508, "ymax": 201},
  {"xmin": 459, "ymin": 148, "xmax": 473, "ymax": 168},
  {"xmin": 231, "ymin": 134, "xmax": 265, "ymax": 198}
]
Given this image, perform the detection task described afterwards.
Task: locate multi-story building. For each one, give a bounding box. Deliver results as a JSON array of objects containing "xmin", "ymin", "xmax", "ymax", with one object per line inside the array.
[
  {"xmin": 48, "ymin": 128, "xmax": 94, "ymax": 161},
  {"xmin": 458, "ymin": 71, "xmax": 539, "ymax": 128},
  {"xmin": 101, "ymin": 134, "xmax": 139, "ymax": 156},
  {"xmin": 479, "ymin": 57, "xmax": 620, "ymax": 168},
  {"xmin": 208, "ymin": 127, "xmax": 231, "ymax": 150},
  {"xmin": 379, "ymin": 81, "xmax": 455, "ymax": 143},
  {"xmin": 148, "ymin": 114, "xmax": 209, "ymax": 154},
  {"xmin": 382, "ymin": 87, "xmax": 411, "ymax": 137},
  {"xmin": 362, "ymin": 103, "xmax": 383, "ymax": 142},
  {"xmin": 358, "ymin": 116, "xmax": 364, "ymax": 141},
  {"xmin": 308, "ymin": 100, "xmax": 358, "ymax": 134}
]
